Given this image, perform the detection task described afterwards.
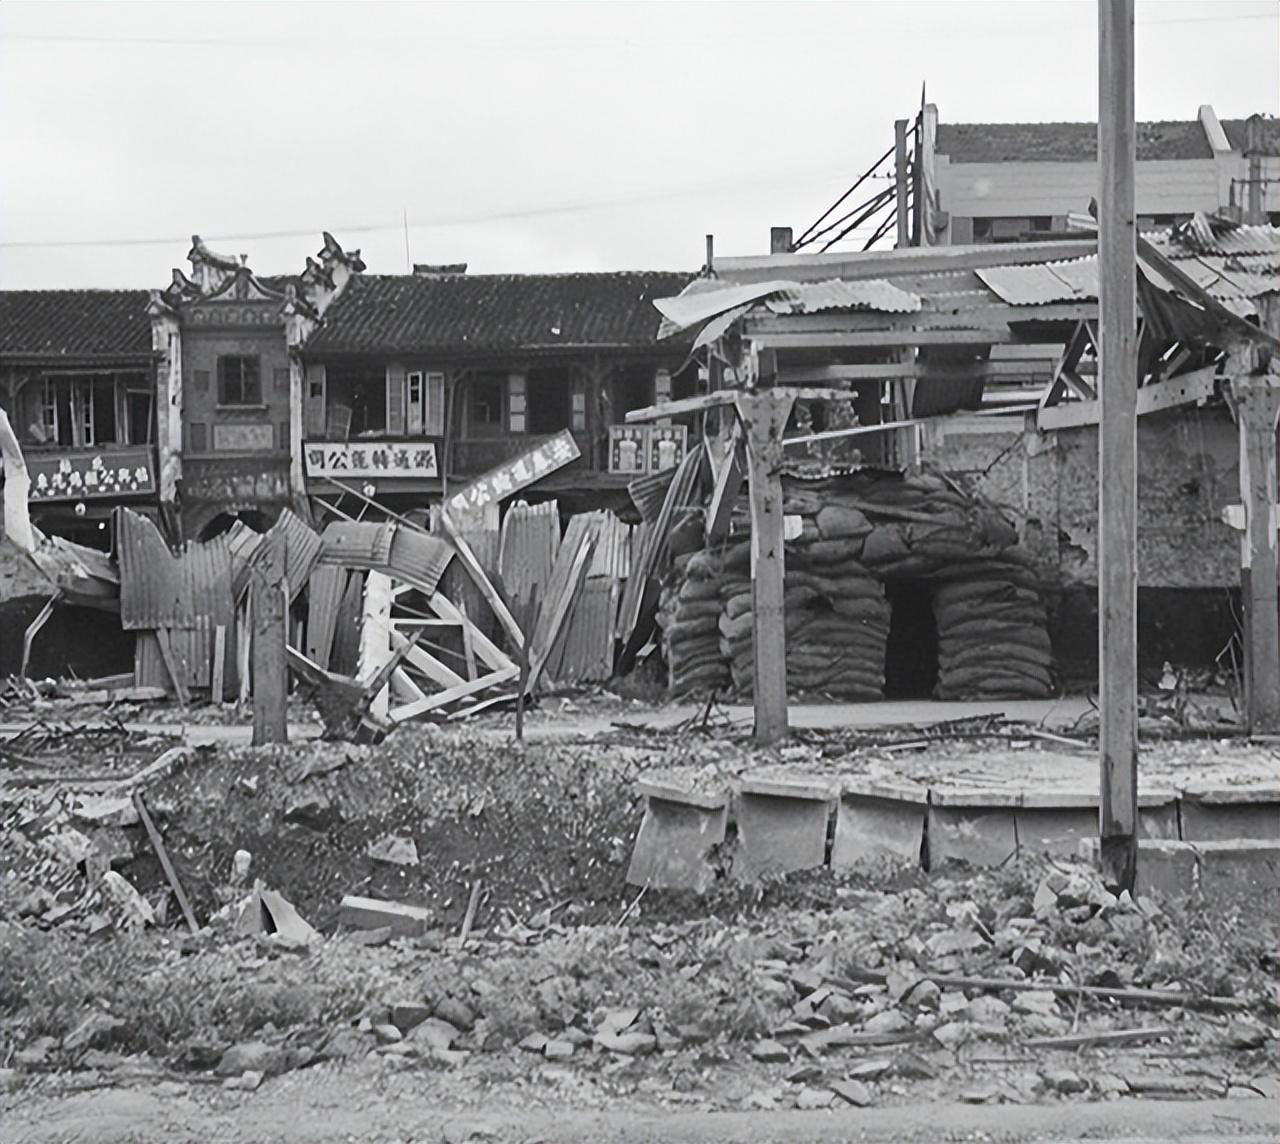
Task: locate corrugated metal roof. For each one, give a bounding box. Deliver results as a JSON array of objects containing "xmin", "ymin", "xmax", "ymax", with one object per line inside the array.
[
  {"xmin": 304, "ymin": 271, "xmax": 695, "ymax": 356},
  {"xmin": 0, "ymin": 290, "xmax": 152, "ymax": 360},
  {"xmin": 763, "ymin": 278, "xmax": 921, "ymax": 316},
  {"xmin": 976, "ymin": 257, "xmax": 1099, "ymax": 306},
  {"xmin": 1150, "ymin": 214, "xmax": 1280, "ymax": 259},
  {"xmin": 116, "ymin": 508, "xmax": 235, "ymax": 632}
]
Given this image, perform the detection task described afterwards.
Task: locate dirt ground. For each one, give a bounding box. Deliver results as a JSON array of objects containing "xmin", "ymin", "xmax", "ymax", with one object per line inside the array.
[{"xmin": 4, "ymin": 1066, "xmax": 1278, "ymax": 1144}]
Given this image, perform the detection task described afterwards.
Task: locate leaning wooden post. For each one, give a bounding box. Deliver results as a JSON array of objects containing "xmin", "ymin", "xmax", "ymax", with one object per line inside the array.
[
  {"xmin": 1234, "ymin": 370, "xmax": 1280, "ymax": 733},
  {"xmin": 1097, "ymin": 0, "xmax": 1139, "ymax": 893},
  {"xmin": 734, "ymin": 386, "xmax": 795, "ymax": 746},
  {"xmin": 251, "ymin": 533, "xmax": 289, "ymax": 745}
]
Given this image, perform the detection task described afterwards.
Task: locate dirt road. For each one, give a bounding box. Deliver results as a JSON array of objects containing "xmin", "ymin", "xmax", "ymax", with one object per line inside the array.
[{"xmin": 5, "ymin": 1065, "xmax": 1277, "ymax": 1144}]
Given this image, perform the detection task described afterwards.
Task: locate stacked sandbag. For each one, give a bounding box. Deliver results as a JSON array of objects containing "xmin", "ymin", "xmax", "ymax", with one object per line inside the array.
[
  {"xmin": 661, "ymin": 550, "xmax": 731, "ymax": 696},
  {"xmin": 933, "ymin": 556, "xmax": 1053, "ymax": 699},
  {"xmin": 717, "ymin": 539, "xmax": 890, "ymax": 700}
]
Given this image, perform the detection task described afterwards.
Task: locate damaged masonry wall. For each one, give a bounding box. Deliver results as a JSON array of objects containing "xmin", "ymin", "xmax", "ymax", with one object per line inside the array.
[{"xmin": 928, "ymin": 408, "xmax": 1239, "ymax": 590}]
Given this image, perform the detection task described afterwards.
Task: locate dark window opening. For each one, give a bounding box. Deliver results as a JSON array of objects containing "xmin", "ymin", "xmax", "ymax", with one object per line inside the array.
[
  {"xmin": 612, "ymin": 364, "xmax": 654, "ymax": 422},
  {"xmin": 527, "ymin": 367, "xmax": 571, "ymax": 435},
  {"xmin": 883, "ymin": 579, "xmax": 939, "ymax": 699},
  {"xmin": 217, "ymin": 356, "xmax": 262, "ymax": 406},
  {"xmin": 672, "ymin": 360, "xmax": 700, "ymax": 401},
  {"xmin": 324, "ymin": 362, "xmax": 385, "ymax": 439},
  {"xmin": 466, "ymin": 374, "xmax": 506, "ymax": 438}
]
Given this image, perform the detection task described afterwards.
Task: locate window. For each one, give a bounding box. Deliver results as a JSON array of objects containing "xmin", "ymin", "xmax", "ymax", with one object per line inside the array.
[
  {"xmin": 526, "ymin": 367, "xmax": 571, "ymax": 435},
  {"xmin": 217, "ymin": 355, "xmax": 262, "ymax": 406},
  {"xmin": 467, "ymin": 375, "xmax": 506, "ymax": 437},
  {"xmin": 34, "ymin": 373, "xmax": 152, "ymax": 448}
]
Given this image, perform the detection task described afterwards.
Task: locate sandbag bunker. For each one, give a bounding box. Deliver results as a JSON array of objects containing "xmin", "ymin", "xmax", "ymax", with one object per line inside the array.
[{"xmin": 657, "ymin": 469, "xmax": 1052, "ymax": 702}]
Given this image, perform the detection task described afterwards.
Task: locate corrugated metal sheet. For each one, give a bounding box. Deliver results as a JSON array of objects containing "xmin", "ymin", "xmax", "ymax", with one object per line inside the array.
[
  {"xmin": 230, "ymin": 508, "xmax": 324, "ymax": 603},
  {"xmin": 386, "ymin": 528, "xmax": 453, "ymax": 596},
  {"xmin": 589, "ymin": 512, "xmax": 632, "ymax": 579},
  {"xmin": 536, "ymin": 513, "xmax": 604, "ymax": 682},
  {"xmin": 976, "ymin": 257, "xmax": 1099, "ymax": 306},
  {"xmin": 628, "ymin": 466, "xmax": 678, "ymax": 524},
  {"xmin": 499, "ymin": 500, "xmax": 560, "ymax": 632},
  {"xmin": 305, "ymin": 564, "xmax": 346, "ymax": 670},
  {"xmin": 319, "ymin": 521, "xmax": 395, "ymax": 568},
  {"xmin": 547, "ymin": 577, "xmax": 616, "ymax": 686},
  {"xmin": 1153, "ymin": 214, "xmax": 1280, "ymax": 258},
  {"xmin": 764, "ymin": 278, "xmax": 921, "ymax": 315},
  {"xmin": 117, "ymin": 508, "xmax": 235, "ymax": 632}
]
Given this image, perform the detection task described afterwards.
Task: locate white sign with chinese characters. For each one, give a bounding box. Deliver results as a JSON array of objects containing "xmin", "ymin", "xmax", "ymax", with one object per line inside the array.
[{"xmin": 304, "ymin": 440, "xmax": 439, "ymax": 480}]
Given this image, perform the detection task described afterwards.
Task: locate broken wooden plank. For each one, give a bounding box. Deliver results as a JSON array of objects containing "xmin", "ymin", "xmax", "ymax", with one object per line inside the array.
[
  {"xmin": 437, "ymin": 509, "xmax": 526, "ymax": 652},
  {"xmin": 458, "ymin": 599, "xmax": 478, "ymax": 681},
  {"xmin": 155, "ymin": 628, "xmax": 191, "ymax": 707},
  {"xmin": 339, "ymin": 894, "xmax": 431, "ymax": 938},
  {"xmin": 211, "ymin": 624, "xmax": 227, "ymax": 704},
  {"xmin": 1024, "ymin": 1026, "xmax": 1177, "ymax": 1051},
  {"xmin": 356, "ymin": 570, "xmax": 394, "ymax": 721},
  {"xmin": 385, "ymin": 664, "xmax": 520, "ymax": 725},
  {"xmin": 132, "ymin": 792, "xmax": 199, "ymax": 935},
  {"xmin": 426, "ymin": 592, "xmax": 516, "ymax": 674}
]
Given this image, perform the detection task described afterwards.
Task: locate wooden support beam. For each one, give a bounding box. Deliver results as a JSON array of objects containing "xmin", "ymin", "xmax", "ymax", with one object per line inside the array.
[
  {"xmin": 1234, "ymin": 374, "xmax": 1280, "ymax": 733},
  {"xmin": 1097, "ymin": 0, "xmax": 1139, "ymax": 894},
  {"xmin": 357, "ymin": 570, "xmax": 394, "ymax": 721},
  {"xmin": 386, "ymin": 663, "xmax": 520, "ymax": 725},
  {"xmin": 211, "ymin": 624, "xmax": 227, "ymax": 704},
  {"xmin": 705, "ymin": 428, "xmax": 745, "ymax": 548},
  {"xmin": 1036, "ymin": 364, "xmax": 1219, "ymax": 431},
  {"xmin": 750, "ymin": 329, "xmax": 1016, "ymax": 351},
  {"xmin": 425, "ymin": 592, "xmax": 515, "ymax": 674},
  {"xmin": 734, "ymin": 389, "xmax": 795, "ymax": 745},
  {"xmin": 625, "ymin": 387, "xmax": 850, "ymax": 425},
  {"xmin": 437, "ymin": 508, "xmax": 526, "ymax": 653},
  {"xmin": 250, "ymin": 534, "xmax": 289, "ymax": 746},
  {"xmin": 133, "ymin": 792, "xmax": 199, "ymax": 935}
]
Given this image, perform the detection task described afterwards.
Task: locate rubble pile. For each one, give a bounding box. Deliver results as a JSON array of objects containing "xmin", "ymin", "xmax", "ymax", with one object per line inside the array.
[{"xmin": 1, "ymin": 856, "xmax": 1274, "ymax": 1109}]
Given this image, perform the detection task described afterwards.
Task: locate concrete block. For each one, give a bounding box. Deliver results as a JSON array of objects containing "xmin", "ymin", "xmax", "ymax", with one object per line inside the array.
[
  {"xmin": 1137, "ymin": 798, "xmax": 1181, "ymax": 841},
  {"xmin": 1196, "ymin": 840, "xmax": 1280, "ymax": 902},
  {"xmin": 626, "ymin": 789, "xmax": 728, "ymax": 892},
  {"xmin": 1180, "ymin": 787, "xmax": 1280, "ymax": 842},
  {"xmin": 831, "ymin": 780, "xmax": 927, "ymax": 868},
  {"xmin": 1133, "ymin": 840, "xmax": 1199, "ymax": 900},
  {"xmin": 339, "ymin": 895, "xmax": 432, "ymax": 937},
  {"xmin": 927, "ymin": 789, "xmax": 1018, "ymax": 869},
  {"xmin": 732, "ymin": 777, "xmax": 836, "ymax": 883}
]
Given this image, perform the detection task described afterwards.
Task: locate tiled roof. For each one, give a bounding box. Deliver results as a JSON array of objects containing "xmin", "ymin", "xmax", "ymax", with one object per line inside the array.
[
  {"xmin": 935, "ymin": 120, "xmax": 1213, "ymax": 163},
  {"xmin": 304, "ymin": 272, "xmax": 696, "ymax": 357},
  {"xmin": 1221, "ymin": 117, "xmax": 1280, "ymax": 157},
  {"xmin": 0, "ymin": 290, "xmax": 153, "ymax": 360}
]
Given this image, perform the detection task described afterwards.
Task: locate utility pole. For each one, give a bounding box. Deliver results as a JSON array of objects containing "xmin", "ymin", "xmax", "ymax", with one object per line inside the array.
[
  {"xmin": 1097, "ymin": 0, "xmax": 1139, "ymax": 893},
  {"xmin": 894, "ymin": 119, "xmax": 910, "ymax": 249}
]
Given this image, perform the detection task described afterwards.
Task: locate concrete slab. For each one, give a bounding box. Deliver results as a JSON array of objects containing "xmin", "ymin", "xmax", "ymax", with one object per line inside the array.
[
  {"xmin": 1197, "ymin": 840, "xmax": 1280, "ymax": 901},
  {"xmin": 927, "ymin": 804, "xmax": 1017, "ymax": 869},
  {"xmin": 831, "ymin": 791, "xmax": 926, "ymax": 868},
  {"xmin": 626, "ymin": 794, "xmax": 728, "ymax": 892},
  {"xmin": 1133, "ymin": 840, "xmax": 1200, "ymax": 900},
  {"xmin": 1180, "ymin": 796, "xmax": 1280, "ymax": 842},
  {"xmin": 732, "ymin": 785, "xmax": 834, "ymax": 883}
]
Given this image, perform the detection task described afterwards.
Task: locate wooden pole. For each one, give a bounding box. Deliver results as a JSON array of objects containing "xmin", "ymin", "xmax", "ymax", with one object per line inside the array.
[
  {"xmin": 1235, "ymin": 371, "xmax": 1280, "ymax": 732},
  {"xmin": 894, "ymin": 119, "xmax": 910, "ymax": 249},
  {"xmin": 1097, "ymin": 0, "xmax": 1139, "ymax": 893},
  {"xmin": 734, "ymin": 388, "xmax": 795, "ymax": 746},
  {"xmin": 251, "ymin": 533, "xmax": 289, "ymax": 745}
]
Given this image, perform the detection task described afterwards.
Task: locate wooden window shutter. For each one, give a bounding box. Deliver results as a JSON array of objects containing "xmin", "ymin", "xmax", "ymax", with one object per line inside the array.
[
  {"xmin": 425, "ymin": 372, "xmax": 446, "ymax": 437},
  {"xmin": 507, "ymin": 373, "xmax": 526, "ymax": 434},
  {"xmin": 304, "ymin": 363, "xmax": 326, "ymax": 438},
  {"xmin": 386, "ymin": 362, "xmax": 406, "ymax": 436}
]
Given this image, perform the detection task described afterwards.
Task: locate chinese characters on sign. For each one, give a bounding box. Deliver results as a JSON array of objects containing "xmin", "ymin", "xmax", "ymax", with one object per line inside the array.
[
  {"xmin": 304, "ymin": 441, "xmax": 439, "ymax": 479},
  {"xmin": 608, "ymin": 425, "xmax": 687, "ymax": 475},
  {"xmin": 27, "ymin": 449, "xmax": 156, "ymax": 502},
  {"xmin": 446, "ymin": 429, "xmax": 580, "ymax": 516}
]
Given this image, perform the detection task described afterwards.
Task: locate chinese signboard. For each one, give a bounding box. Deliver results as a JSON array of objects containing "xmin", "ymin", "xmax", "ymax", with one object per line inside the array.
[
  {"xmin": 214, "ymin": 424, "xmax": 275, "ymax": 451},
  {"xmin": 607, "ymin": 425, "xmax": 688, "ymax": 475},
  {"xmin": 446, "ymin": 429, "xmax": 580, "ymax": 516},
  {"xmin": 304, "ymin": 440, "xmax": 439, "ymax": 480},
  {"xmin": 27, "ymin": 447, "xmax": 156, "ymax": 502}
]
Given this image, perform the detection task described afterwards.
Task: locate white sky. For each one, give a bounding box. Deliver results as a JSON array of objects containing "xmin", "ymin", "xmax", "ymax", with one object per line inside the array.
[{"xmin": 1, "ymin": 0, "xmax": 1276, "ymax": 289}]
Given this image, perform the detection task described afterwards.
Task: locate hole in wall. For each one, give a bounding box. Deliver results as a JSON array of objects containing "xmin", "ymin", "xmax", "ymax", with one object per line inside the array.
[{"xmin": 882, "ymin": 579, "xmax": 939, "ymax": 699}]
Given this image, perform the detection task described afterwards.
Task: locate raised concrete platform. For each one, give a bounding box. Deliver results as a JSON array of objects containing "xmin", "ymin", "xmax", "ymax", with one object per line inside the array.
[{"xmin": 628, "ymin": 741, "xmax": 1280, "ymax": 892}]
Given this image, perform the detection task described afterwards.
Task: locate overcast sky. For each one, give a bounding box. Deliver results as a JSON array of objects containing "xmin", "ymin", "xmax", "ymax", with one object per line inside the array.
[{"xmin": 1, "ymin": 0, "xmax": 1276, "ymax": 290}]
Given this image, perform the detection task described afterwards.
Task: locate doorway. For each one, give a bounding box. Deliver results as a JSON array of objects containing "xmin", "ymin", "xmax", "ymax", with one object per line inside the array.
[{"xmin": 883, "ymin": 579, "xmax": 939, "ymax": 698}]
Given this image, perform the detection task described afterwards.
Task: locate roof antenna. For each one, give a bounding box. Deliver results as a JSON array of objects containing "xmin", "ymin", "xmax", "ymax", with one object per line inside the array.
[
  {"xmin": 704, "ymin": 234, "xmax": 716, "ymax": 278},
  {"xmin": 402, "ymin": 208, "xmax": 412, "ymax": 274}
]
